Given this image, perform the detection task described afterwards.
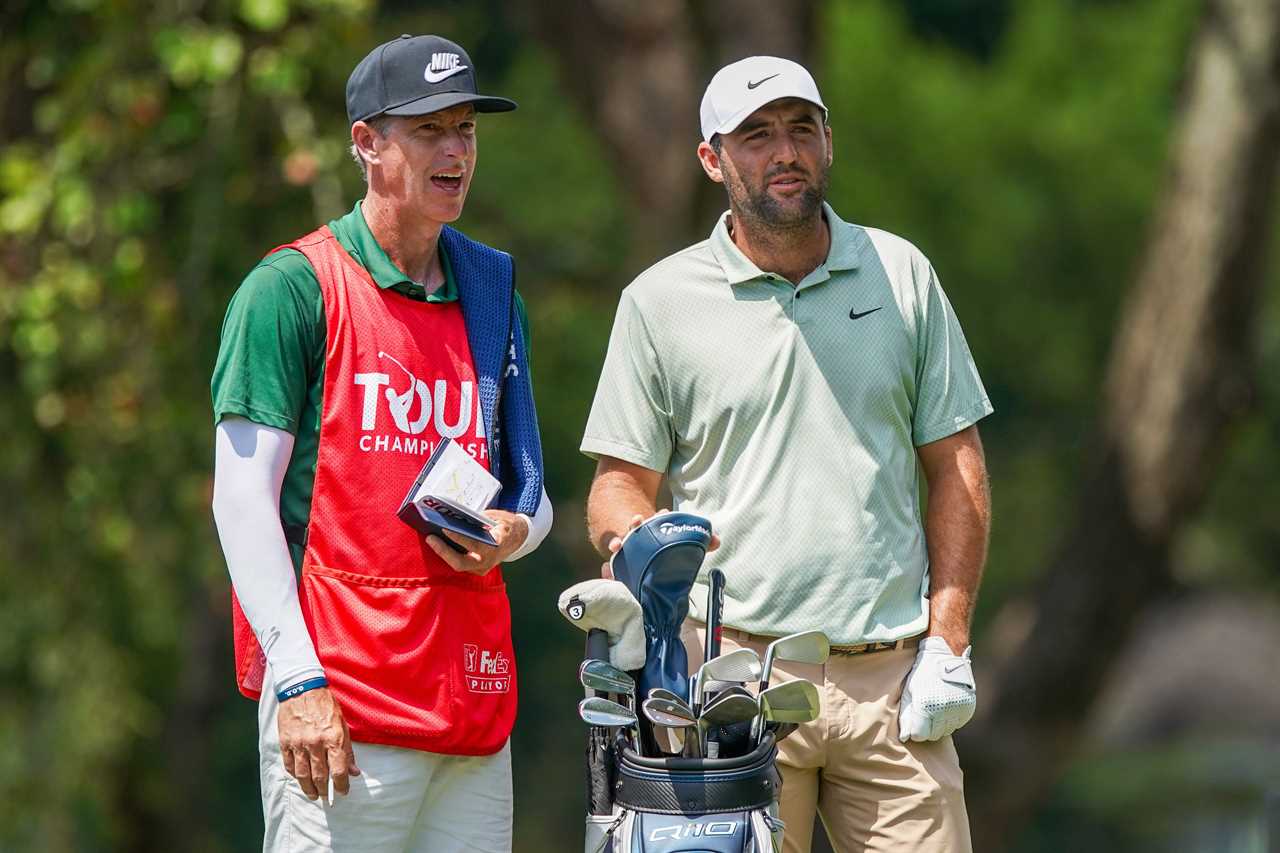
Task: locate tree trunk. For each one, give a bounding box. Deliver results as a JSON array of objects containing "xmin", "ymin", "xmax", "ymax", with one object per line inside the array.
[
  {"xmin": 961, "ymin": 0, "xmax": 1280, "ymax": 846},
  {"xmin": 518, "ymin": 0, "xmax": 817, "ymax": 269}
]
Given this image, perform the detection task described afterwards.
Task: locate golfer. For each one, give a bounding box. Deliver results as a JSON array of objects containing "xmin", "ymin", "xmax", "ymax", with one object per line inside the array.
[
  {"xmin": 582, "ymin": 56, "xmax": 991, "ymax": 851},
  {"xmin": 211, "ymin": 34, "xmax": 550, "ymax": 852}
]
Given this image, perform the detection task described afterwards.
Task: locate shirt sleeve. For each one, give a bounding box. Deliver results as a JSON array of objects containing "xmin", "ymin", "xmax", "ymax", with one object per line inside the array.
[
  {"xmin": 912, "ymin": 263, "xmax": 994, "ymax": 446},
  {"xmin": 211, "ymin": 250, "xmax": 323, "ymax": 434},
  {"xmin": 579, "ymin": 289, "xmax": 673, "ymax": 472}
]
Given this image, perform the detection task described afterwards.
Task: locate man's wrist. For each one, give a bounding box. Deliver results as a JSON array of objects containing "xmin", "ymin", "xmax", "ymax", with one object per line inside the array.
[
  {"xmin": 502, "ymin": 514, "xmax": 530, "ymax": 559},
  {"xmin": 277, "ymin": 676, "xmax": 328, "ymax": 702},
  {"xmin": 925, "ymin": 628, "xmax": 969, "ymax": 656}
]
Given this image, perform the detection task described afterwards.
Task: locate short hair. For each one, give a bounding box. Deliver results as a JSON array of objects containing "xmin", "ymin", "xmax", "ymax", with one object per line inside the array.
[{"xmin": 350, "ymin": 114, "xmax": 396, "ymax": 182}]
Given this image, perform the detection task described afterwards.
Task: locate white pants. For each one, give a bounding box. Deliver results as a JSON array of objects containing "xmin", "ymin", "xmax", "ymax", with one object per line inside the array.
[{"xmin": 258, "ymin": 673, "xmax": 513, "ymax": 853}]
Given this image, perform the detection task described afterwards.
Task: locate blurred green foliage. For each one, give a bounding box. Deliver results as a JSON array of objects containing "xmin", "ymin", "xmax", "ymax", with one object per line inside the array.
[{"xmin": 0, "ymin": 0, "xmax": 1276, "ymax": 850}]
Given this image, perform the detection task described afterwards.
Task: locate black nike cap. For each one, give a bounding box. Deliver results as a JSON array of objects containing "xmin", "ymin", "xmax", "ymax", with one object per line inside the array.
[{"xmin": 346, "ymin": 34, "xmax": 517, "ymax": 125}]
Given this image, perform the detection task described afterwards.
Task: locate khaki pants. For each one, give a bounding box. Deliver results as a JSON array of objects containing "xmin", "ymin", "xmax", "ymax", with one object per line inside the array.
[{"xmin": 682, "ymin": 623, "xmax": 971, "ymax": 853}]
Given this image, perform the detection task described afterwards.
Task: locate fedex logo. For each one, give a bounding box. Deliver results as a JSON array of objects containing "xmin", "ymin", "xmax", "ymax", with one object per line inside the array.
[{"xmin": 463, "ymin": 643, "xmax": 511, "ymax": 694}]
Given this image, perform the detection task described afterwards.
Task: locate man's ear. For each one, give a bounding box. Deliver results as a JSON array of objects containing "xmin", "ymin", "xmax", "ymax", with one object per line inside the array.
[
  {"xmin": 696, "ymin": 141, "xmax": 725, "ymax": 184},
  {"xmin": 351, "ymin": 120, "xmax": 383, "ymax": 169},
  {"xmin": 824, "ymin": 124, "xmax": 834, "ymax": 168}
]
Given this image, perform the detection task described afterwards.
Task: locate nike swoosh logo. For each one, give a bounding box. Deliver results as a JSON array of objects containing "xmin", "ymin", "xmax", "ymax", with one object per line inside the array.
[
  {"xmin": 747, "ymin": 74, "xmax": 779, "ymax": 90},
  {"xmin": 944, "ymin": 662, "xmax": 968, "ymax": 674},
  {"xmin": 424, "ymin": 65, "xmax": 468, "ymax": 84},
  {"xmin": 849, "ymin": 307, "xmax": 883, "ymax": 320}
]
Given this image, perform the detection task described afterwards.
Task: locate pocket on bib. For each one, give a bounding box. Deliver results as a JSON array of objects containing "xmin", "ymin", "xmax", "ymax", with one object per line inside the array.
[
  {"xmin": 300, "ymin": 568, "xmax": 516, "ymax": 755},
  {"xmin": 441, "ymin": 580, "xmax": 518, "ymax": 754}
]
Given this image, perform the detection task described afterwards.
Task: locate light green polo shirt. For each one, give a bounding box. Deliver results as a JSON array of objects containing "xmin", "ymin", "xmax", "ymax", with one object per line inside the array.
[
  {"xmin": 580, "ymin": 203, "xmax": 992, "ymax": 644},
  {"xmin": 212, "ymin": 200, "xmax": 529, "ymax": 570}
]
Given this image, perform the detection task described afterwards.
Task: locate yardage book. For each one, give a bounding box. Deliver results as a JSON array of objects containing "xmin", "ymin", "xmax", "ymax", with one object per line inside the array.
[{"xmin": 397, "ymin": 438, "xmax": 501, "ymax": 552}]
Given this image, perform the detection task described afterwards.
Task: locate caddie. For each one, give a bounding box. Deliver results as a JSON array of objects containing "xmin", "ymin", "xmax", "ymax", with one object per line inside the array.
[
  {"xmin": 582, "ymin": 55, "xmax": 992, "ymax": 851},
  {"xmin": 211, "ymin": 34, "xmax": 551, "ymax": 852}
]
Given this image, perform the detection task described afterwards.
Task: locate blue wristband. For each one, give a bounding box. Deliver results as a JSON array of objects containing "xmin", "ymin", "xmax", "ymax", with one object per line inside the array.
[{"xmin": 277, "ymin": 677, "xmax": 328, "ymax": 702}]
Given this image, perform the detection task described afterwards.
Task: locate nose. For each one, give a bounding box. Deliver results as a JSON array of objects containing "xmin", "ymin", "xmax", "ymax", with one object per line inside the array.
[
  {"xmin": 771, "ymin": 135, "xmax": 799, "ymax": 166},
  {"xmin": 440, "ymin": 126, "xmax": 471, "ymax": 159}
]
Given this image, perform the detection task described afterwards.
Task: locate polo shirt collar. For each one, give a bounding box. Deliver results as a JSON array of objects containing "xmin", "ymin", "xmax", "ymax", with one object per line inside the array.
[
  {"xmin": 328, "ymin": 201, "xmax": 459, "ymax": 301},
  {"xmin": 709, "ymin": 201, "xmax": 863, "ymax": 287},
  {"xmin": 822, "ymin": 203, "xmax": 864, "ymax": 273}
]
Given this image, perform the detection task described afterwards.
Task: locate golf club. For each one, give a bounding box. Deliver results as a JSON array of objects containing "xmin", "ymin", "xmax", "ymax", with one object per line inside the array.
[
  {"xmin": 754, "ymin": 680, "xmax": 820, "ymax": 746},
  {"xmin": 579, "ymin": 658, "xmax": 635, "ymax": 703},
  {"xmin": 643, "ymin": 696, "xmax": 698, "ymax": 728},
  {"xmin": 758, "ymin": 630, "xmax": 830, "ymax": 692},
  {"xmin": 648, "ymin": 686, "xmax": 690, "ymax": 708},
  {"xmin": 692, "ymin": 647, "xmax": 761, "ymax": 715},
  {"xmin": 697, "ymin": 687, "xmax": 757, "ymax": 758},
  {"xmin": 579, "ymin": 696, "xmax": 638, "ymax": 729},
  {"xmin": 704, "ymin": 567, "xmax": 726, "ymax": 662},
  {"xmin": 649, "ymin": 687, "xmax": 693, "ymax": 754},
  {"xmin": 750, "ymin": 630, "xmax": 829, "ymax": 742},
  {"xmin": 643, "ymin": 696, "xmax": 700, "ymax": 757}
]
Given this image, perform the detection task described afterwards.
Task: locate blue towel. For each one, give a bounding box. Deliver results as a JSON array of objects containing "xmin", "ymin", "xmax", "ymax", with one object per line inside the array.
[{"xmin": 442, "ymin": 226, "xmax": 543, "ymax": 515}]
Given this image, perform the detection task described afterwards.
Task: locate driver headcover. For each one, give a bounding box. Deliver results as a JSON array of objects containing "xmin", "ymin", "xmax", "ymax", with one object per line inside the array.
[{"xmin": 608, "ymin": 513, "xmax": 712, "ymax": 700}]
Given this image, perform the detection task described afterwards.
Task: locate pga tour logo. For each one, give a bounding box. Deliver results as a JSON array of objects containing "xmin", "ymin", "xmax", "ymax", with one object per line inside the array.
[
  {"xmin": 353, "ymin": 352, "xmax": 486, "ymax": 456},
  {"xmin": 463, "ymin": 643, "xmax": 511, "ymax": 694}
]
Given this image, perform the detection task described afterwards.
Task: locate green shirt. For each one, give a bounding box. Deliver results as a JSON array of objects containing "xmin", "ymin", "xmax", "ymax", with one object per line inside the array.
[
  {"xmin": 211, "ymin": 201, "xmax": 529, "ymax": 567},
  {"xmin": 580, "ymin": 204, "xmax": 992, "ymax": 644}
]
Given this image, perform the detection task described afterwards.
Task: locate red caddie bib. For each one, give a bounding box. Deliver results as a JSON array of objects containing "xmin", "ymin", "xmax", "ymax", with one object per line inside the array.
[{"xmin": 231, "ymin": 225, "xmax": 517, "ymax": 756}]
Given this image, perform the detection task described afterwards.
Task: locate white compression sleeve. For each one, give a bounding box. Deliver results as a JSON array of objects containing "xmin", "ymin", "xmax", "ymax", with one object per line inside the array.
[
  {"xmin": 506, "ymin": 487, "xmax": 553, "ymax": 562},
  {"xmin": 211, "ymin": 417, "xmax": 324, "ymax": 691}
]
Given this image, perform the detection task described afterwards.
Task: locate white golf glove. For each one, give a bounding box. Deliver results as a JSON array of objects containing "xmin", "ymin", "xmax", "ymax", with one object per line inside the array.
[
  {"xmin": 557, "ymin": 579, "xmax": 646, "ymax": 671},
  {"xmin": 898, "ymin": 636, "xmax": 976, "ymax": 742}
]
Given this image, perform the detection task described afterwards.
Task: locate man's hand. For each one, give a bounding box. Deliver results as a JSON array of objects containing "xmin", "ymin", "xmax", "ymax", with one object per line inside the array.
[
  {"xmin": 601, "ymin": 513, "xmax": 647, "ymax": 578},
  {"xmin": 277, "ymin": 686, "xmax": 360, "ymax": 801},
  {"xmin": 425, "ymin": 510, "xmax": 529, "ymax": 575},
  {"xmin": 898, "ymin": 636, "xmax": 977, "ymax": 742}
]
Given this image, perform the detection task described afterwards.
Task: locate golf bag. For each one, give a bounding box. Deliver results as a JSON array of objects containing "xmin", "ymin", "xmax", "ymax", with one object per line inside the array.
[
  {"xmin": 585, "ymin": 735, "xmax": 785, "ymax": 853},
  {"xmin": 581, "ymin": 513, "xmax": 785, "ymax": 851}
]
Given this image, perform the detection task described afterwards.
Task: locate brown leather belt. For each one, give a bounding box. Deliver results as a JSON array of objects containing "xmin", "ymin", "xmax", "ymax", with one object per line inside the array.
[
  {"xmin": 720, "ymin": 626, "xmax": 922, "ymax": 657},
  {"xmin": 828, "ymin": 634, "xmax": 923, "ymax": 656}
]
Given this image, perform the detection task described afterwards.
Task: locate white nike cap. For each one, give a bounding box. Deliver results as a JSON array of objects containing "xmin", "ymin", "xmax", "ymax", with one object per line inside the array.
[{"xmin": 699, "ymin": 56, "xmax": 828, "ymax": 142}]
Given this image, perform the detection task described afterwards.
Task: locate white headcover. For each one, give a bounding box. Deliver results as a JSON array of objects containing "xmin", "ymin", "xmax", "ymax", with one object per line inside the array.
[
  {"xmin": 557, "ymin": 579, "xmax": 646, "ymax": 672},
  {"xmin": 699, "ymin": 55, "xmax": 828, "ymax": 142}
]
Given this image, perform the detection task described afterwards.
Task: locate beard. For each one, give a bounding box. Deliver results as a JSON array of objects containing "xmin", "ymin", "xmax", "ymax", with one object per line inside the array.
[{"xmin": 724, "ymin": 158, "xmax": 829, "ymax": 231}]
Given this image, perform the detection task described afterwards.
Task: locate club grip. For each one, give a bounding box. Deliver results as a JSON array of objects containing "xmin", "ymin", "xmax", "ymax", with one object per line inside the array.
[
  {"xmin": 585, "ymin": 627, "xmax": 610, "ymax": 664},
  {"xmin": 705, "ymin": 568, "xmax": 726, "ymax": 661}
]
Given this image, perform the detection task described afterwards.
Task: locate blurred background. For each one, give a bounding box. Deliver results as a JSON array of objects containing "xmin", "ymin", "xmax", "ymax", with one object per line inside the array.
[{"xmin": 2, "ymin": 0, "xmax": 1279, "ymax": 850}]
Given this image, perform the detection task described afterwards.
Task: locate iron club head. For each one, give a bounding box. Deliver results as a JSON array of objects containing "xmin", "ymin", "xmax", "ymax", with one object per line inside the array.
[
  {"xmin": 579, "ymin": 696, "xmax": 637, "ymax": 728},
  {"xmin": 759, "ymin": 630, "xmax": 830, "ymax": 692},
  {"xmin": 579, "ymin": 658, "xmax": 635, "ymax": 697},
  {"xmin": 642, "ymin": 697, "xmax": 698, "ymax": 729},
  {"xmin": 699, "ymin": 692, "xmax": 759, "ymax": 725},
  {"xmin": 642, "ymin": 696, "xmax": 697, "ymax": 756},
  {"xmin": 693, "ymin": 647, "xmax": 761, "ymax": 713},
  {"xmin": 757, "ymin": 679, "xmax": 820, "ymax": 725},
  {"xmin": 648, "ymin": 688, "xmax": 693, "ymax": 715}
]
